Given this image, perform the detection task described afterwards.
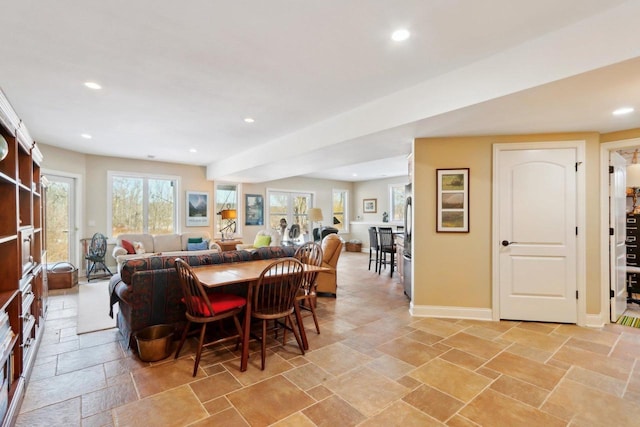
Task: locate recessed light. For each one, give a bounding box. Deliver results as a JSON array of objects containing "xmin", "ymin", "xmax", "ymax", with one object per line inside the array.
[
  {"xmin": 84, "ymin": 81, "xmax": 102, "ymax": 90},
  {"xmin": 391, "ymin": 29, "xmax": 410, "ymax": 42},
  {"xmin": 352, "ymin": 173, "xmax": 358, "ymax": 177},
  {"xmin": 189, "ymin": 148, "xmax": 197, "ymax": 153},
  {"xmin": 81, "ymin": 133, "xmax": 92, "ymax": 139},
  {"xmin": 613, "ymin": 107, "xmax": 634, "ymax": 116},
  {"xmin": 244, "ymin": 117, "xmax": 255, "ymax": 123}
]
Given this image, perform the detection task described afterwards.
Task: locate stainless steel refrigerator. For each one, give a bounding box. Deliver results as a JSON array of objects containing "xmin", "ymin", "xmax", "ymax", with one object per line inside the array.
[{"xmin": 403, "ymin": 183, "xmax": 412, "ymax": 300}]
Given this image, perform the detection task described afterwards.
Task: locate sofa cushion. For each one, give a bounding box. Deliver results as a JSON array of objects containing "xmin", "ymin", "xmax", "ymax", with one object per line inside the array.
[
  {"xmin": 182, "ymin": 293, "xmax": 246, "ymax": 316},
  {"xmin": 133, "ymin": 241, "xmax": 146, "ymax": 254},
  {"xmin": 181, "ymin": 232, "xmax": 212, "ymax": 250},
  {"xmin": 117, "ymin": 234, "xmax": 154, "ymax": 253},
  {"xmin": 154, "ymin": 234, "xmax": 181, "ymax": 252},
  {"xmin": 188, "ymin": 237, "xmax": 203, "ymax": 244},
  {"xmin": 121, "ymin": 239, "xmax": 136, "ymax": 254},
  {"xmin": 187, "ymin": 241, "xmax": 208, "ymax": 251},
  {"xmin": 253, "ymin": 234, "xmax": 271, "ymax": 248}
]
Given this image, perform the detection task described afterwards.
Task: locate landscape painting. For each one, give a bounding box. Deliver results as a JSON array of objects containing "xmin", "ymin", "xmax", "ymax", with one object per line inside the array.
[
  {"xmin": 437, "ymin": 168, "xmax": 469, "ymax": 232},
  {"xmin": 187, "ymin": 191, "xmax": 209, "ymax": 226},
  {"xmin": 245, "ymin": 194, "xmax": 264, "ymax": 225}
]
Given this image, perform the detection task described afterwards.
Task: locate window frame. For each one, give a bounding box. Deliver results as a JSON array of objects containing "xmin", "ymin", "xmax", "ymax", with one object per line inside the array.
[
  {"xmin": 107, "ymin": 171, "xmax": 181, "ymax": 236},
  {"xmin": 332, "ymin": 188, "xmax": 349, "ymax": 232},
  {"xmin": 389, "ymin": 183, "xmax": 406, "ymax": 224},
  {"xmin": 266, "ymin": 188, "xmax": 315, "ymax": 241},
  {"xmin": 214, "ymin": 182, "xmax": 242, "ymax": 239}
]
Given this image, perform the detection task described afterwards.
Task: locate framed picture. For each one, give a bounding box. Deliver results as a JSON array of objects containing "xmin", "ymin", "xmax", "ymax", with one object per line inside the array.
[
  {"xmin": 436, "ymin": 168, "xmax": 469, "ymax": 232},
  {"xmin": 186, "ymin": 191, "xmax": 210, "ymax": 227},
  {"xmin": 245, "ymin": 194, "xmax": 264, "ymax": 226},
  {"xmin": 363, "ymin": 198, "xmax": 377, "ymax": 213}
]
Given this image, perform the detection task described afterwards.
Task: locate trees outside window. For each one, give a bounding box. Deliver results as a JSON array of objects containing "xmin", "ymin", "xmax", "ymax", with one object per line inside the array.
[
  {"xmin": 332, "ymin": 189, "xmax": 349, "ymax": 231},
  {"xmin": 267, "ymin": 190, "xmax": 313, "ymax": 242},
  {"xmin": 389, "ymin": 184, "xmax": 406, "ymax": 222},
  {"xmin": 109, "ymin": 172, "xmax": 178, "ymax": 236}
]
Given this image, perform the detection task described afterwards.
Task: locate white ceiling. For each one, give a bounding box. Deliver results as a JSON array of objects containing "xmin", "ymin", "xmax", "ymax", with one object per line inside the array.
[{"xmin": 1, "ymin": 1, "xmax": 639, "ymax": 182}]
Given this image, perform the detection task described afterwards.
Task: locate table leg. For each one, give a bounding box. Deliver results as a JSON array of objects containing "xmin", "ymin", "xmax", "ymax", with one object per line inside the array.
[
  {"xmin": 294, "ymin": 301, "xmax": 309, "ymax": 350},
  {"xmin": 240, "ymin": 282, "xmax": 255, "ymax": 372}
]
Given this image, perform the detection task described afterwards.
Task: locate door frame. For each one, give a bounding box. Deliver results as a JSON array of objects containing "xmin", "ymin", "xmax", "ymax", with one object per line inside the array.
[
  {"xmin": 492, "ymin": 141, "xmax": 586, "ymax": 326},
  {"xmin": 43, "ymin": 168, "xmax": 84, "ymax": 269},
  {"xmin": 600, "ymin": 137, "xmax": 640, "ymax": 326}
]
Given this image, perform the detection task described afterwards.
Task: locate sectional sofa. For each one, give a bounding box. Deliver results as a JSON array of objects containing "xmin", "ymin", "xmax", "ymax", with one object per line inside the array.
[
  {"xmin": 111, "ymin": 232, "xmax": 221, "ymax": 272},
  {"xmin": 108, "ymin": 246, "xmax": 296, "ymax": 348}
]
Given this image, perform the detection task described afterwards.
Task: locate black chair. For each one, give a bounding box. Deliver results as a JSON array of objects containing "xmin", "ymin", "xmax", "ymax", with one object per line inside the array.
[
  {"xmin": 368, "ymin": 227, "xmax": 380, "ymax": 272},
  {"xmin": 313, "ymin": 226, "xmax": 339, "ymax": 242},
  {"xmin": 377, "ymin": 227, "xmax": 395, "ymax": 278},
  {"xmin": 85, "ymin": 233, "xmax": 113, "ymax": 281}
]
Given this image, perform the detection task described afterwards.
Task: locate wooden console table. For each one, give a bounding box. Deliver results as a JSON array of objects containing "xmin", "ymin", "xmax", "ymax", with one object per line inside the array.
[{"xmin": 215, "ymin": 239, "xmax": 243, "ymax": 252}]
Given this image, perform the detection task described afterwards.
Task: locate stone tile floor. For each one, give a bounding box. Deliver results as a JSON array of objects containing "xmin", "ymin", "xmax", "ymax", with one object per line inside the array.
[{"xmin": 15, "ymin": 252, "xmax": 640, "ymax": 426}]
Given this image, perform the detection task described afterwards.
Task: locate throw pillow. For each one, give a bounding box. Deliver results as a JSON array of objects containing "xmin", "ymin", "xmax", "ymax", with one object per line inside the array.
[
  {"xmin": 133, "ymin": 241, "xmax": 146, "ymax": 254},
  {"xmin": 188, "ymin": 237, "xmax": 203, "ymax": 244},
  {"xmin": 253, "ymin": 234, "xmax": 271, "ymax": 248},
  {"xmin": 187, "ymin": 241, "xmax": 208, "ymax": 251},
  {"xmin": 121, "ymin": 239, "xmax": 135, "ymax": 254}
]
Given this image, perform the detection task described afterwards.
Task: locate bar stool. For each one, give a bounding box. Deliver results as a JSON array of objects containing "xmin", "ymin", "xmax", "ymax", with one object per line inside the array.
[
  {"xmin": 377, "ymin": 227, "xmax": 395, "ymax": 277},
  {"xmin": 367, "ymin": 227, "xmax": 380, "ymax": 272}
]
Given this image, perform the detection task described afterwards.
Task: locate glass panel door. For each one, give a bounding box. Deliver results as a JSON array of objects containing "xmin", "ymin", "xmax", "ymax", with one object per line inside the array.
[{"xmin": 45, "ymin": 175, "xmax": 76, "ymax": 264}]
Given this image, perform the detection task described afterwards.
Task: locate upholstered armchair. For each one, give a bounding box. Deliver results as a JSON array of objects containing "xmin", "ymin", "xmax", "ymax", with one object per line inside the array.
[
  {"xmin": 316, "ymin": 234, "xmax": 343, "ymax": 297},
  {"xmin": 236, "ymin": 229, "xmax": 282, "ymax": 250}
]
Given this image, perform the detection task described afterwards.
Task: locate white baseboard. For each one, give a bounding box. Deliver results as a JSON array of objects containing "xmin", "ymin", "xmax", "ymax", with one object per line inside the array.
[
  {"xmin": 584, "ymin": 313, "xmax": 606, "ymax": 328},
  {"xmin": 410, "ymin": 304, "xmax": 493, "ymax": 321}
]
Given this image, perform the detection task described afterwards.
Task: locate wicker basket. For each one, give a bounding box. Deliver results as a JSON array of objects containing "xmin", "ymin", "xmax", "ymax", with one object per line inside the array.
[{"xmin": 345, "ymin": 242, "xmax": 362, "ymax": 252}]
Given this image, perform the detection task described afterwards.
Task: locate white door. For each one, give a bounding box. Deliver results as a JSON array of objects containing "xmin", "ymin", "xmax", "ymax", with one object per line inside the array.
[
  {"xmin": 497, "ymin": 147, "xmax": 578, "ymax": 323},
  {"xmin": 610, "ymin": 152, "xmax": 627, "ymax": 321}
]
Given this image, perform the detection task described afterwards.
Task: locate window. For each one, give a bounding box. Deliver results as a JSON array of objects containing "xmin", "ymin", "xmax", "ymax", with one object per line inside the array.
[
  {"xmin": 108, "ymin": 172, "xmax": 179, "ymax": 236},
  {"xmin": 267, "ymin": 190, "xmax": 313, "ymax": 242},
  {"xmin": 332, "ymin": 189, "xmax": 349, "ymax": 231},
  {"xmin": 389, "ymin": 184, "xmax": 406, "ymax": 222},
  {"xmin": 214, "ymin": 182, "xmax": 241, "ymax": 238}
]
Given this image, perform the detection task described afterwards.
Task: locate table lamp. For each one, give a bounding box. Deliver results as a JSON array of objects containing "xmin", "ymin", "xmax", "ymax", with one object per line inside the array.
[
  {"xmin": 308, "ymin": 208, "xmax": 323, "ymax": 241},
  {"xmin": 219, "ymin": 208, "xmax": 237, "ymax": 241}
]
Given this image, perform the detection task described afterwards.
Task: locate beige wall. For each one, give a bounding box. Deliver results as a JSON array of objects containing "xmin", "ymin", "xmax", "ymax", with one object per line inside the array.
[
  {"xmin": 413, "ymin": 132, "xmax": 601, "ymax": 314},
  {"xmin": 39, "ymin": 144, "xmax": 359, "ymax": 258},
  {"xmin": 242, "ymin": 177, "xmax": 354, "ymax": 244},
  {"xmin": 352, "ymin": 176, "xmax": 410, "ymax": 223},
  {"xmin": 602, "ymin": 128, "xmax": 640, "ymax": 142},
  {"xmin": 40, "ymin": 143, "xmax": 215, "ymax": 245}
]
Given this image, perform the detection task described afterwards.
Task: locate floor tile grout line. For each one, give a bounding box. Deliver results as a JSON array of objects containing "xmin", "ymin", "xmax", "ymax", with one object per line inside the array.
[{"xmin": 621, "ymin": 357, "xmax": 638, "ymax": 399}]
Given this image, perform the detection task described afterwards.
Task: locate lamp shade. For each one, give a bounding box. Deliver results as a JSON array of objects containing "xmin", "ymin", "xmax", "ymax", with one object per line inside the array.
[
  {"xmin": 220, "ymin": 209, "xmax": 237, "ymax": 219},
  {"xmin": 308, "ymin": 208, "xmax": 323, "ymax": 222},
  {"xmin": 628, "ymin": 164, "xmax": 640, "ymax": 188}
]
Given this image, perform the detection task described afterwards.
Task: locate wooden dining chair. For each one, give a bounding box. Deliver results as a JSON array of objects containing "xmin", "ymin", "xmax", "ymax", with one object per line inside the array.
[
  {"xmin": 251, "ymin": 258, "xmax": 305, "ymax": 370},
  {"xmin": 174, "ymin": 258, "xmax": 247, "ymax": 376},
  {"xmin": 293, "ymin": 242, "xmax": 324, "ymax": 335}
]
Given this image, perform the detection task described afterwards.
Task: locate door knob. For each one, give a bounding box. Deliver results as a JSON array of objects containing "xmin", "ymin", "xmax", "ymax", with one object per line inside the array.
[{"xmin": 501, "ymin": 240, "xmax": 517, "ymax": 247}]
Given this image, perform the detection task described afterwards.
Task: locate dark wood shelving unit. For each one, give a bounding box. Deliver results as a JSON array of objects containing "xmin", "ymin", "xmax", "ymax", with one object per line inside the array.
[{"xmin": 0, "ymin": 89, "xmax": 47, "ymax": 426}]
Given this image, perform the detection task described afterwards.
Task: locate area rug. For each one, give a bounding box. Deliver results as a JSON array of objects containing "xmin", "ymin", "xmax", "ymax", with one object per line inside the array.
[
  {"xmin": 616, "ymin": 315, "xmax": 640, "ymax": 328},
  {"xmin": 76, "ymin": 280, "xmax": 118, "ymax": 334}
]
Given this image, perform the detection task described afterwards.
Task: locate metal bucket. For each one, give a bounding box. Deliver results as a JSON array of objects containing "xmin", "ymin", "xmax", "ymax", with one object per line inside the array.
[{"xmin": 134, "ymin": 324, "xmax": 174, "ymax": 362}]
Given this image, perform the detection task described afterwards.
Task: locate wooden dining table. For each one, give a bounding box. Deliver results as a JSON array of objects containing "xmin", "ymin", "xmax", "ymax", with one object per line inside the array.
[{"xmin": 192, "ymin": 258, "xmax": 327, "ymax": 371}]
